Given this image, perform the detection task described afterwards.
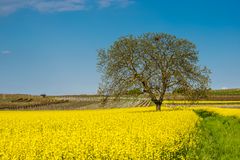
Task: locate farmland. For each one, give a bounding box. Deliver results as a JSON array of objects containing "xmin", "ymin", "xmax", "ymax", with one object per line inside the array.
[
  {"xmin": 0, "ymin": 91, "xmax": 240, "ymax": 159},
  {"xmin": 0, "ymin": 94, "xmax": 68, "ymax": 110},
  {"xmin": 0, "ymin": 107, "xmax": 199, "ymax": 159},
  {"xmin": 0, "ymin": 106, "xmax": 239, "ymax": 159},
  {"xmin": 2, "ymin": 88, "xmax": 240, "ymax": 110}
]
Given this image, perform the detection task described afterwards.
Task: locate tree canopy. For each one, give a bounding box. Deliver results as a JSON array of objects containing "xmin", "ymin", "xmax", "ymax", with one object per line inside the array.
[{"xmin": 97, "ymin": 33, "xmax": 210, "ymax": 111}]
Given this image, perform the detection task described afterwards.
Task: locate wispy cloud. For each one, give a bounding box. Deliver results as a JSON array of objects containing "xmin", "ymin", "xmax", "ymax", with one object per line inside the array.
[
  {"xmin": 98, "ymin": 0, "xmax": 112, "ymax": 8},
  {"xmin": 31, "ymin": 0, "xmax": 86, "ymax": 12},
  {"xmin": 0, "ymin": 0, "xmax": 134, "ymax": 15},
  {"xmin": 0, "ymin": 0, "xmax": 85, "ymax": 15},
  {"xmin": 221, "ymin": 87, "xmax": 228, "ymax": 90},
  {"xmin": 98, "ymin": 0, "xmax": 134, "ymax": 8},
  {"xmin": 1, "ymin": 50, "xmax": 12, "ymax": 55}
]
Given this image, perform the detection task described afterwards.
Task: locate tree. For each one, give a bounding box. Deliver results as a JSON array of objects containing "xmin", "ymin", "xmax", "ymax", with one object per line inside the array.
[
  {"xmin": 97, "ymin": 33, "xmax": 210, "ymax": 111},
  {"xmin": 40, "ymin": 94, "xmax": 47, "ymax": 98}
]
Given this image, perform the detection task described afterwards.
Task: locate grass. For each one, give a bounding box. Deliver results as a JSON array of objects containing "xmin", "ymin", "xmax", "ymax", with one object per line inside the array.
[
  {"xmin": 210, "ymin": 88, "xmax": 240, "ymax": 96},
  {"xmin": 191, "ymin": 110, "xmax": 240, "ymax": 160}
]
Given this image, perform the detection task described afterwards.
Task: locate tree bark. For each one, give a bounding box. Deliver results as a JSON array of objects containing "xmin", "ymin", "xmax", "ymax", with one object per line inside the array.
[{"xmin": 155, "ymin": 100, "xmax": 163, "ymax": 111}]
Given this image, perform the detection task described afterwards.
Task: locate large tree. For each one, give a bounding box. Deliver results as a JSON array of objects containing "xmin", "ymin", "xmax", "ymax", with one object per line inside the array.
[{"xmin": 97, "ymin": 33, "xmax": 210, "ymax": 111}]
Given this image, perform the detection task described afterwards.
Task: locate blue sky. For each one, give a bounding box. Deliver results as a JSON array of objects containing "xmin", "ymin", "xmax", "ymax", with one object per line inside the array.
[{"xmin": 0, "ymin": 0, "xmax": 240, "ymax": 95}]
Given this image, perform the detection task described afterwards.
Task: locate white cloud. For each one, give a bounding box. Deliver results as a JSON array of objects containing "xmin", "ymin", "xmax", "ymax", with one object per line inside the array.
[
  {"xmin": 1, "ymin": 50, "xmax": 12, "ymax": 55},
  {"xmin": 0, "ymin": 0, "xmax": 26, "ymax": 15},
  {"xmin": 30, "ymin": 0, "xmax": 86, "ymax": 12},
  {"xmin": 98, "ymin": 0, "xmax": 134, "ymax": 8},
  {"xmin": 221, "ymin": 87, "xmax": 228, "ymax": 90},
  {"xmin": 0, "ymin": 0, "xmax": 86, "ymax": 15},
  {"xmin": 0, "ymin": 0, "xmax": 134, "ymax": 15},
  {"xmin": 98, "ymin": 0, "xmax": 112, "ymax": 8}
]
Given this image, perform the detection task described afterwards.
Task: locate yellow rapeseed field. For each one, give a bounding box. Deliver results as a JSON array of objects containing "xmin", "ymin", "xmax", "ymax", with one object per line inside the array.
[
  {"xmin": 204, "ymin": 107, "xmax": 240, "ymax": 117},
  {"xmin": 164, "ymin": 100, "xmax": 240, "ymax": 104},
  {"xmin": 0, "ymin": 107, "xmax": 199, "ymax": 159}
]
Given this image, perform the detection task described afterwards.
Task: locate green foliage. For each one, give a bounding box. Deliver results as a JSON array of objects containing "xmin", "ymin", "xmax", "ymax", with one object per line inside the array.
[
  {"xmin": 127, "ymin": 88, "xmax": 143, "ymax": 95},
  {"xmin": 210, "ymin": 88, "xmax": 240, "ymax": 96}
]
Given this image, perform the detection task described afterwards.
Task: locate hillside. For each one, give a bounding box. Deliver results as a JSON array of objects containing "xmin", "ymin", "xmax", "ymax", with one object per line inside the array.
[
  {"xmin": 210, "ymin": 88, "xmax": 240, "ymax": 95},
  {"xmin": 1, "ymin": 89, "xmax": 240, "ymax": 110}
]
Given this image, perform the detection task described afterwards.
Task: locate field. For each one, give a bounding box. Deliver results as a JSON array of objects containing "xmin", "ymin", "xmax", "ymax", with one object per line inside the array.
[
  {"xmin": 0, "ymin": 106, "xmax": 239, "ymax": 159},
  {"xmin": 1, "ymin": 89, "xmax": 240, "ymax": 110},
  {"xmin": 0, "ymin": 92, "xmax": 240, "ymax": 159},
  {"xmin": 210, "ymin": 88, "xmax": 240, "ymax": 96},
  {"xmin": 0, "ymin": 107, "xmax": 199, "ymax": 159},
  {"xmin": 0, "ymin": 94, "xmax": 68, "ymax": 110}
]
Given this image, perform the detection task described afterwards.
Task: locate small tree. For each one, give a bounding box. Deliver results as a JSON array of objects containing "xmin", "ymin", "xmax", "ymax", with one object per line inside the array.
[
  {"xmin": 97, "ymin": 33, "xmax": 210, "ymax": 111},
  {"xmin": 40, "ymin": 94, "xmax": 47, "ymax": 98}
]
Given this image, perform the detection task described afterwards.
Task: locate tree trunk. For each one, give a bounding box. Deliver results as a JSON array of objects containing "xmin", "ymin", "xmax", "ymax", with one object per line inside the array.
[{"xmin": 155, "ymin": 101, "xmax": 163, "ymax": 111}]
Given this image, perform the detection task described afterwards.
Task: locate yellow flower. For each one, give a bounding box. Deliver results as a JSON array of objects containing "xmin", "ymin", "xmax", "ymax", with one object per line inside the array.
[{"xmin": 0, "ymin": 107, "xmax": 199, "ymax": 159}]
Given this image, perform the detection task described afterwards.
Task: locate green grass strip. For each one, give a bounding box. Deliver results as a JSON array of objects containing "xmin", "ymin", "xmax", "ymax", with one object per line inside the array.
[{"xmin": 190, "ymin": 110, "xmax": 240, "ymax": 160}]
